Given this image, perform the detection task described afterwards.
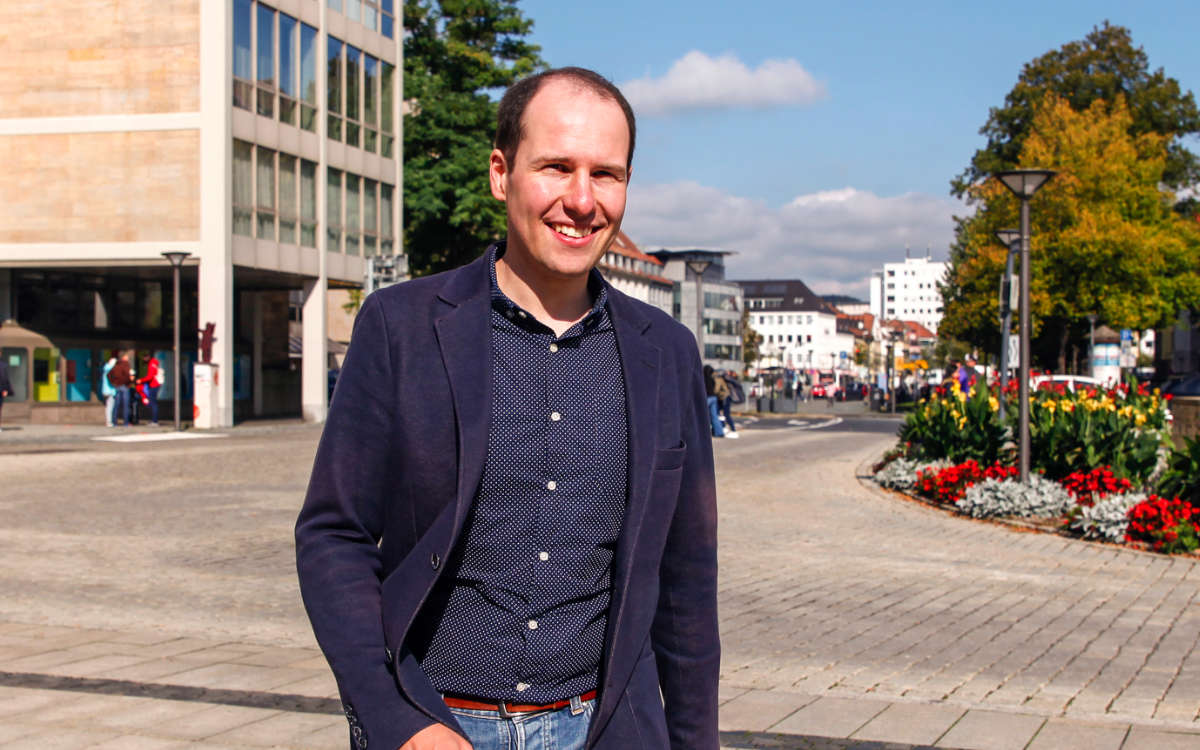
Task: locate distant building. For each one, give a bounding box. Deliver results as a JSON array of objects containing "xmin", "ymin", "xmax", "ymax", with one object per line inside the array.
[
  {"xmin": 648, "ymin": 249, "xmax": 743, "ymax": 372},
  {"xmin": 869, "ymin": 252, "xmax": 947, "ymax": 334},
  {"xmin": 596, "ymin": 233, "xmax": 672, "ymax": 315},
  {"xmin": 0, "ymin": 2, "xmax": 402, "ymax": 426},
  {"xmin": 737, "ymin": 279, "xmax": 855, "ymax": 375}
]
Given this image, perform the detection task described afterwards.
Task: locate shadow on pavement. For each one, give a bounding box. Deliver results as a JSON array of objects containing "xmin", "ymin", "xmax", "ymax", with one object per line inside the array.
[{"xmin": 722, "ymin": 731, "xmax": 952, "ymax": 749}]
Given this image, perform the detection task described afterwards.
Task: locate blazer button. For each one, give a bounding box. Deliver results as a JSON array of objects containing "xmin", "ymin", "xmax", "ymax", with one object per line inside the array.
[{"xmin": 430, "ymin": 553, "xmax": 440, "ymax": 570}]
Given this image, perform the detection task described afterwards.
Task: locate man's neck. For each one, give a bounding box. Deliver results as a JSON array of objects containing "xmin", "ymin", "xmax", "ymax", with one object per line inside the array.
[{"xmin": 495, "ymin": 253, "xmax": 593, "ymax": 337}]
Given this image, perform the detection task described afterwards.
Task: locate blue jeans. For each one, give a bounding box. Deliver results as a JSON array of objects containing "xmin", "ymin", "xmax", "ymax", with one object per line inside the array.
[
  {"xmin": 114, "ymin": 386, "xmax": 131, "ymax": 426},
  {"xmin": 145, "ymin": 385, "xmax": 160, "ymax": 424},
  {"xmin": 706, "ymin": 396, "xmax": 724, "ymax": 437},
  {"xmin": 448, "ymin": 697, "xmax": 595, "ymax": 750},
  {"xmin": 721, "ymin": 396, "xmax": 737, "ymax": 432}
]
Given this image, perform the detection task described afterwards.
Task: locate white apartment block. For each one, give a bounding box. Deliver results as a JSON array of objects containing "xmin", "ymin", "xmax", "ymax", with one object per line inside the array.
[
  {"xmin": 738, "ymin": 280, "xmax": 855, "ymax": 374},
  {"xmin": 869, "ymin": 254, "xmax": 947, "ymax": 334}
]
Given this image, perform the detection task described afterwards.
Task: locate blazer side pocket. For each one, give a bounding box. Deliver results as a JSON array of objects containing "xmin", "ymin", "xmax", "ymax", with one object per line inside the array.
[{"xmin": 653, "ymin": 442, "xmax": 686, "ymax": 471}]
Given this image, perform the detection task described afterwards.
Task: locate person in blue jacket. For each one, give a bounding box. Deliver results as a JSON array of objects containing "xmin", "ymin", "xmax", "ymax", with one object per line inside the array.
[{"xmin": 295, "ymin": 67, "xmax": 720, "ymax": 750}]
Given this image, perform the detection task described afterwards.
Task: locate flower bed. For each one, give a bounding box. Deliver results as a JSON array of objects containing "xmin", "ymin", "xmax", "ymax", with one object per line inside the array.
[{"xmin": 875, "ymin": 378, "xmax": 1200, "ymax": 555}]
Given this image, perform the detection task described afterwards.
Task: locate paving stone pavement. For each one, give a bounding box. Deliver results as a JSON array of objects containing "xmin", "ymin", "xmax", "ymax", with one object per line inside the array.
[{"xmin": 0, "ymin": 421, "xmax": 1198, "ymax": 748}]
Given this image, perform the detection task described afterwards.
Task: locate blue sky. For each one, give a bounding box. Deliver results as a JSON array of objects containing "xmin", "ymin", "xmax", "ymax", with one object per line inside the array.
[{"xmin": 515, "ymin": 0, "xmax": 1200, "ymax": 298}]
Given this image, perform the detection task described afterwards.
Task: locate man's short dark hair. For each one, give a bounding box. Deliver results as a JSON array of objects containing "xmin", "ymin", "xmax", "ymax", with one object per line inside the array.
[{"xmin": 495, "ymin": 66, "xmax": 636, "ymax": 171}]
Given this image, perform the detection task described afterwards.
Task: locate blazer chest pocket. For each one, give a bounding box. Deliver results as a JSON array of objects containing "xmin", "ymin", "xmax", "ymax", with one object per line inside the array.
[{"xmin": 653, "ymin": 442, "xmax": 686, "ymax": 471}]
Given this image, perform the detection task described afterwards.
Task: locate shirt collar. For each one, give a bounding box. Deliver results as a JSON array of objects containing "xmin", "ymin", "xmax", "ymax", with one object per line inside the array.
[{"xmin": 487, "ymin": 242, "xmax": 610, "ymax": 334}]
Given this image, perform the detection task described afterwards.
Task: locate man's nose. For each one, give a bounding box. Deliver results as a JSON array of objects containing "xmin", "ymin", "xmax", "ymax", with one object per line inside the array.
[{"xmin": 562, "ymin": 170, "xmax": 596, "ymax": 217}]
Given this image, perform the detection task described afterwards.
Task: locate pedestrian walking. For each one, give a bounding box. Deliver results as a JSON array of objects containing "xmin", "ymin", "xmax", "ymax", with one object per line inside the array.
[
  {"xmin": 720, "ymin": 369, "xmax": 743, "ymax": 438},
  {"xmin": 137, "ymin": 354, "xmax": 164, "ymax": 426},
  {"xmin": 705, "ymin": 364, "xmax": 726, "ymax": 438},
  {"xmin": 107, "ymin": 350, "xmax": 135, "ymax": 427},
  {"xmin": 295, "ymin": 67, "xmax": 719, "ymax": 750},
  {"xmin": 0, "ymin": 357, "xmax": 11, "ymax": 432},
  {"xmin": 100, "ymin": 352, "xmax": 117, "ymax": 426}
]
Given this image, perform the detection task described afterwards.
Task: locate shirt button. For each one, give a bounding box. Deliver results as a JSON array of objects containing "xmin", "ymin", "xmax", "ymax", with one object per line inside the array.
[
  {"xmin": 546, "ymin": 480, "xmax": 557, "ymax": 491},
  {"xmin": 528, "ymin": 620, "xmax": 538, "ymax": 630},
  {"xmin": 518, "ymin": 311, "xmax": 527, "ymax": 318},
  {"xmin": 550, "ymin": 411, "xmax": 561, "ymax": 422},
  {"xmin": 538, "ymin": 551, "xmax": 549, "ymax": 561},
  {"xmin": 516, "ymin": 682, "xmax": 529, "ymax": 692},
  {"xmin": 549, "ymin": 343, "xmax": 558, "ymax": 353}
]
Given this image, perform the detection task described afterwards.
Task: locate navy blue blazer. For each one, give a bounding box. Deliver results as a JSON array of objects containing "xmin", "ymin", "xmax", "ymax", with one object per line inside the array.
[{"xmin": 295, "ymin": 252, "xmax": 720, "ymax": 749}]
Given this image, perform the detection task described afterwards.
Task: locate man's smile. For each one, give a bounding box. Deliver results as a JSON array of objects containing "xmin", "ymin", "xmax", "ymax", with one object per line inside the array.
[{"xmin": 550, "ymin": 223, "xmax": 597, "ymax": 239}]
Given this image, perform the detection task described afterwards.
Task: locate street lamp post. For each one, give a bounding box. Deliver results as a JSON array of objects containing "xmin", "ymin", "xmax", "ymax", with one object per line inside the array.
[
  {"xmin": 994, "ymin": 229, "xmax": 1021, "ymax": 421},
  {"xmin": 1087, "ymin": 314, "xmax": 1098, "ymax": 377},
  {"xmin": 162, "ymin": 251, "xmax": 190, "ymax": 431},
  {"xmin": 995, "ymin": 169, "xmax": 1056, "ymax": 484},
  {"xmin": 685, "ymin": 259, "xmax": 712, "ymax": 362}
]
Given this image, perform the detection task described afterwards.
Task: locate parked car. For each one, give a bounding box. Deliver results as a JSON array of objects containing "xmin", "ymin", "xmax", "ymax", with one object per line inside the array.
[
  {"xmin": 811, "ymin": 383, "xmax": 827, "ymax": 399},
  {"xmin": 1032, "ymin": 374, "xmax": 1104, "ymax": 393}
]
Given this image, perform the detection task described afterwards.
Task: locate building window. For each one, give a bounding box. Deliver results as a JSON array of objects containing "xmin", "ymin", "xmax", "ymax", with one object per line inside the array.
[
  {"xmin": 379, "ymin": 0, "xmax": 395, "ymax": 37},
  {"xmin": 299, "ymin": 23, "xmax": 318, "ymax": 131},
  {"xmin": 345, "ymin": 45, "xmax": 362, "ymax": 148},
  {"xmin": 328, "ymin": 37, "xmax": 343, "ymax": 141},
  {"xmin": 380, "ymin": 182, "xmax": 394, "ymax": 253},
  {"xmin": 363, "ymin": 55, "xmax": 379, "ymax": 153},
  {"xmin": 345, "ymin": 174, "xmax": 361, "ymax": 255},
  {"xmin": 278, "ymin": 154, "xmax": 298, "ymax": 244},
  {"xmin": 301, "ymin": 159, "xmax": 317, "ymax": 247},
  {"xmin": 704, "ymin": 344, "xmax": 740, "ymax": 361},
  {"xmin": 278, "ymin": 13, "xmax": 298, "ymax": 125},
  {"xmin": 327, "ymin": 168, "xmax": 343, "ymax": 252},
  {"xmin": 255, "ymin": 3, "xmax": 275, "ymax": 117},
  {"xmin": 381, "ymin": 61, "xmax": 396, "ymax": 157},
  {"xmin": 233, "ymin": 0, "xmax": 253, "ymax": 109},
  {"xmin": 363, "ymin": 179, "xmax": 378, "ymax": 256},
  {"xmin": 346, "ymin": 0, "xmax": 361, "ymax": 23},
  {"xmin": 233, "ymin": 140, "xmax": 254, "ymax": 236},
  {"xmin": 256, "ymin": 146, "xmax": 276, "ymax": 240}
]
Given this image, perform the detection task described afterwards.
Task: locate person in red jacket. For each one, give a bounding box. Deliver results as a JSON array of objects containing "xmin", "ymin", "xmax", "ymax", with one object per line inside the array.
[{"xmin": 136, "ymin": 355, "xmax": 164, "ymax": 426}]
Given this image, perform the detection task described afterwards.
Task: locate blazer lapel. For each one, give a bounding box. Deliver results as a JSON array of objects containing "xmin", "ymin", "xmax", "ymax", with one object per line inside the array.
[
  {"xmin": 433, "ymin": 256, "xmax": 494, "ymax": 536},
  {"xmin": 595, "ymin": 289, "xmax": 662, "ymax": 731}
]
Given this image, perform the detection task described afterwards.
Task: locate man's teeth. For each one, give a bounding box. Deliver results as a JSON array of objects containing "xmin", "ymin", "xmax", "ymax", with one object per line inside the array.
[{"xmin": 553, "ymin": 224, "xmax": 589, "ymax": 238}]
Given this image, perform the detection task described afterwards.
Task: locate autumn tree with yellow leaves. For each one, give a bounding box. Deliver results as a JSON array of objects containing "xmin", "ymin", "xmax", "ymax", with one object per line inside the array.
[{"xmin": 940, "ymin": 94, "xmax": 1200, "ymax": 372}]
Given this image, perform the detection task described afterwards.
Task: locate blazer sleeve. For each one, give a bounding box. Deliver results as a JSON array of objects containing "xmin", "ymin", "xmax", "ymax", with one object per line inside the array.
[
  {"xmin": 295, "ymin": 293, "xmax": 438, "ymax": 749},
  {"xmin": 652, "ymin": 336, "xmax": 721, "ymax": 749}
]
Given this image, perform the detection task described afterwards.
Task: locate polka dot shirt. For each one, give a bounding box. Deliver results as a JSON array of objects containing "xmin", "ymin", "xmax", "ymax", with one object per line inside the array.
[{"xmin": 418, "ymin": 244, "xmax": 629, "ymax": 704}]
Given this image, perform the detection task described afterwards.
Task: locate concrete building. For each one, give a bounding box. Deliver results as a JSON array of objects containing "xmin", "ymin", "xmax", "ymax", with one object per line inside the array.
[
  {"xmin": 738, "ymin": 279, "xmax": 855, "ymax": 376},
  {"xmin": 0, "ymin": 0, "xmax": 401, "ymax": 426},
  {"xmin": 648, "ymin": 249, "xmax": 743, "ymax": 372},
  {"xmin": 868, "ymin": 252, "xmax": 947, "ymax": 334},
  {"xmin": 596, "ymin": 232, "xmax": 672, "ymax": 316}
]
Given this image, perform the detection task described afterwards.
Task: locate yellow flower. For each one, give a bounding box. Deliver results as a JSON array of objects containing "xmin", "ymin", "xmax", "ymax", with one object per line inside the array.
[
  {"xmin": 1044, "ymin": 400, "xmax": 1057, "ymax": 413},
  {"xmin": 1135, "ymin": 412, "xmax": 1147, "ymax": 426},
  {"xmin": 989, "ymin": 396, "xmax": 999, "ymax": 412},
  {"xmin": 957, "ymin": 417, "xmax": 967, "ymax": 429},
  {"xmin": 1063, "ymin": 401, "xmax": 1075, "ymax": 412}
]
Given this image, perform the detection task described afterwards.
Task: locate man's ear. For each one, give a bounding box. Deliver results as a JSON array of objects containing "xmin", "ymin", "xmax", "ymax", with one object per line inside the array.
[{"xmin": 489, "ymin": 148, "xmax": 508, "ymax": 202}]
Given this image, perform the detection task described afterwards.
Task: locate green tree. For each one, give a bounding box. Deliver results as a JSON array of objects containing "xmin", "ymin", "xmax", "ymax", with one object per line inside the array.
[
  {"xmin": 952, "ymin": 22, "xmax": 1200, "ymax": 199},
  {"xmin": 941, "ymin": 94, "xmax": 1200, "ymax": 371},
  {"xmin": 403, "ymin": 0, "xmax": 544, "ymax": 276}
]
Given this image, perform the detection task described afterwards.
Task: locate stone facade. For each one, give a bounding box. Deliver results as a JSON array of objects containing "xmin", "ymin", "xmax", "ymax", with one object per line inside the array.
[
  {"xmin": 0, "ymin": 0, "xmax": 200, "ymax": 118},
  {"xmin": 0, "ymin": 130, "xmax": 200, "ymax": 243}
]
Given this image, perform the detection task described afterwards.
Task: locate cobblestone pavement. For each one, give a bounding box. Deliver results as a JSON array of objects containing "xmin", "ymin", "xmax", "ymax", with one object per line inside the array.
[{"xmin": 0, "ymin": 421, "xmax": 1198, "ymax": 748}]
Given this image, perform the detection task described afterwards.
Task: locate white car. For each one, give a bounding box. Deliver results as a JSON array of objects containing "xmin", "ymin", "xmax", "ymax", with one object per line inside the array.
[{"xmin": 1031, "ymin": 374, "xmax": 1105, "ymax": 393}]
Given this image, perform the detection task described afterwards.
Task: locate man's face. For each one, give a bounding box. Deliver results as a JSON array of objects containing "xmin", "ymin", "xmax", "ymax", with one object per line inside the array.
[{"xmin": 490, "ymin": 78, "xmax": 630, "ymax": 282}]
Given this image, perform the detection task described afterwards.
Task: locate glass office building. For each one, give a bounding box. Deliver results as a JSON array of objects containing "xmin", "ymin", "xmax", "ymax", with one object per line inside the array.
[{"xmin": 0, "ymin": 1, "xmax": 401, "ymax": 426}]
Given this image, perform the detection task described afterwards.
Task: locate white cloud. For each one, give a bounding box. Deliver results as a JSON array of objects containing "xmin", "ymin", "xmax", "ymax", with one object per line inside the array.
[
  {"xmin": 622, "ymin": 182, "xmax": 965, "ymax": 299},
  {"xmin": 619, "ymin": 51, "xmax": 827, "ymax": 116}
]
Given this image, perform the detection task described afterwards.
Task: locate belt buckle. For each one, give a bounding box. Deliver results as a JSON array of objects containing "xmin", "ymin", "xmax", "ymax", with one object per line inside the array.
[{"xmin": 497, "ymin": 701, "xmax": 528, "ymax": 719}]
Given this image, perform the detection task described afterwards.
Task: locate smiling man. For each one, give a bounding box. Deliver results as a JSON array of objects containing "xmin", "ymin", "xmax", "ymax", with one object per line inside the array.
[{"xmin": 296, "ymin": 67, "xmax": 719, "ymax": 750}]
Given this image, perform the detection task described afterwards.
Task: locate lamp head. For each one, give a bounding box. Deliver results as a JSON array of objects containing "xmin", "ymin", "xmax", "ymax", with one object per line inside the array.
[
  {"xmin": 162, "ymin": 251, "xmax": 191, "ymax": 268},
  {"xmin": 995, "ymin": 169, "xmax": 1056, "ymax": 199},
  {"xmin": 994, "ymin": 229, "xmax": 1021, "ymax": 248}
]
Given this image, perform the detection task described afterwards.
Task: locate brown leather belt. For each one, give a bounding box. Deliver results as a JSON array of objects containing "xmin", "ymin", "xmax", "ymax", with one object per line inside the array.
[{"xmin": 443, "ymin": 690, "xmax": 597, "ymax": 717}]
